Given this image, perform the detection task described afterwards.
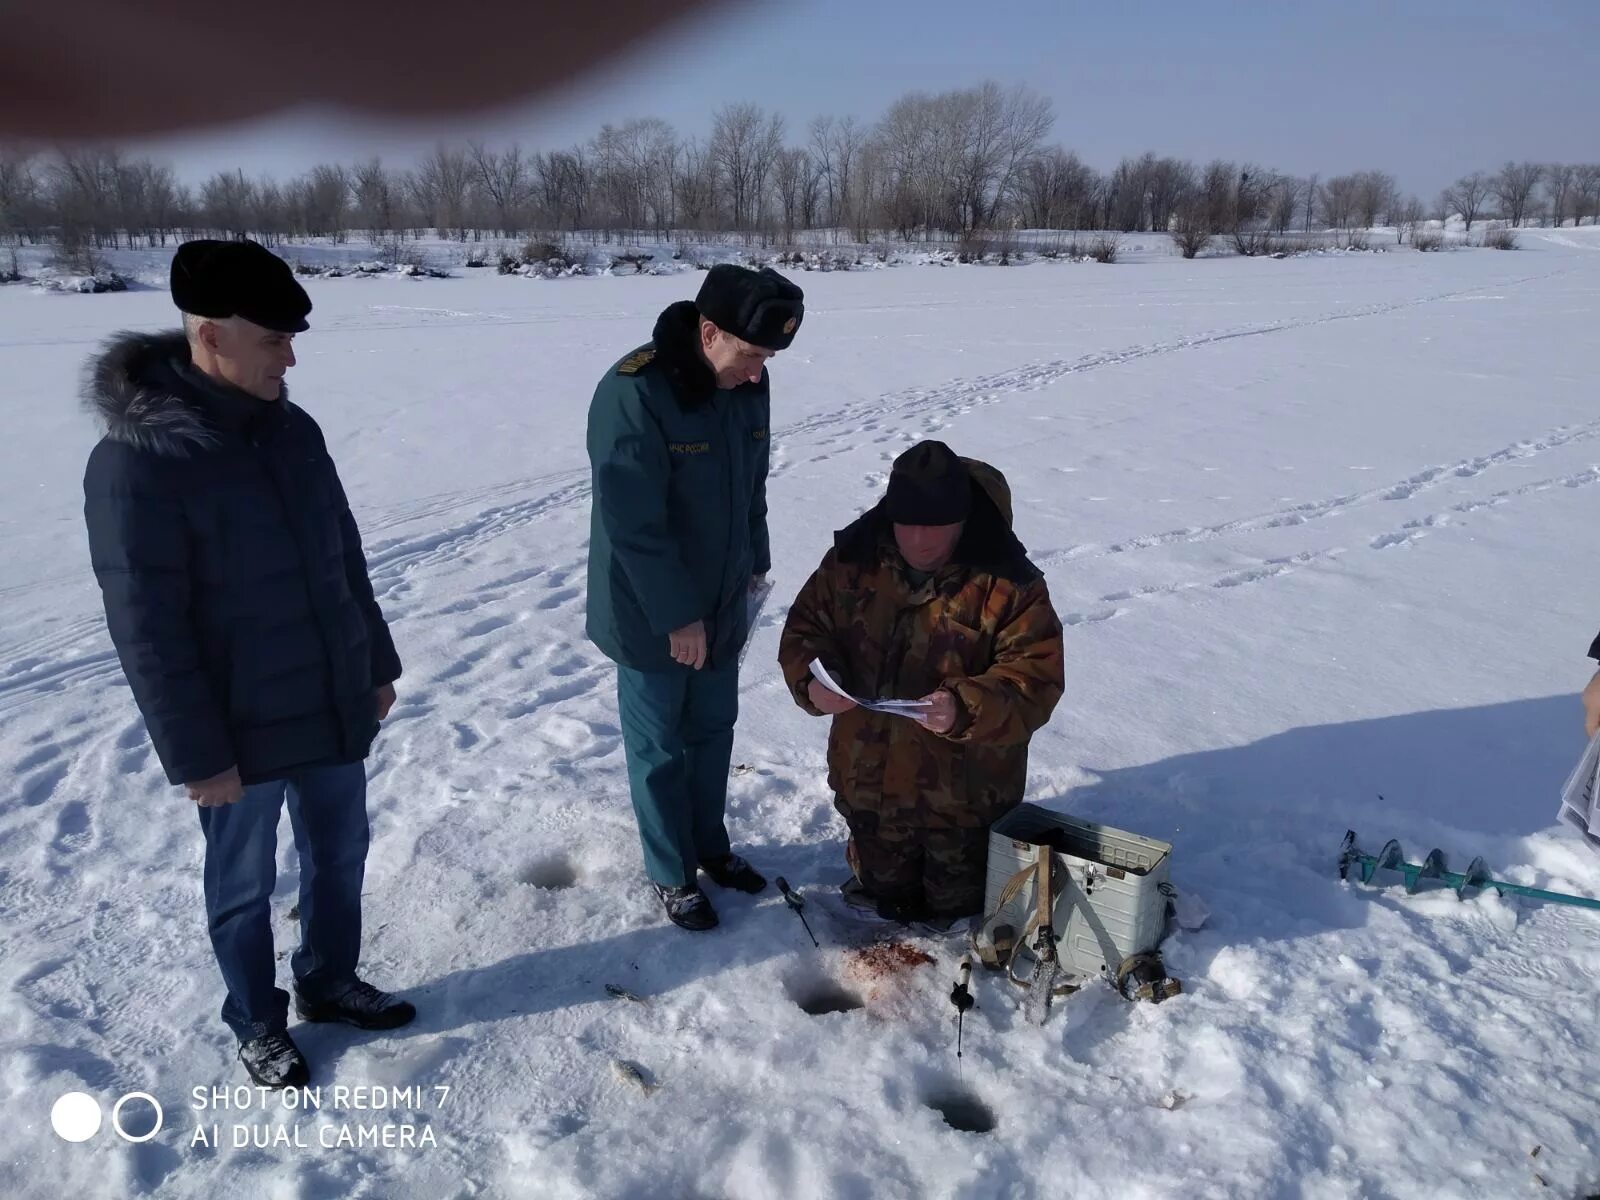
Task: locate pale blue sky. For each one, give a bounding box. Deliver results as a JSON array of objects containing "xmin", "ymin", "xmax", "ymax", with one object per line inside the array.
[{"xmin": 131, "ymin": 0, "xmax": 1597, "ymax": 201}]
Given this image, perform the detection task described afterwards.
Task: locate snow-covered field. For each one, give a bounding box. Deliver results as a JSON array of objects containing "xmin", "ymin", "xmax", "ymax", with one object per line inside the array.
[{"xmin": 4, "ymin": 231, "xmax": 1600, "ymax": 1199}]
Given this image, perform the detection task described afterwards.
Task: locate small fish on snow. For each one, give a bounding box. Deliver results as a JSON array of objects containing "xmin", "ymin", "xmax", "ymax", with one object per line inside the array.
[{"xmin": 610, "ymin": 1059, "xmax": 658, "ymax": 1096}]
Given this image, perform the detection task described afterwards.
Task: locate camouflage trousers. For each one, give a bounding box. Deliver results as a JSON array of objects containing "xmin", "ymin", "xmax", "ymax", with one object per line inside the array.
[{"xmin": 842, "ymin": 806, "xmax": 990, "ymax": 919}]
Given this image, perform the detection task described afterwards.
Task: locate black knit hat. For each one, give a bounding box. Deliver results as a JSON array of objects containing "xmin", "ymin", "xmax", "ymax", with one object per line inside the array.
[
  {"xmin": 695, "ymin": 264, "xmax": 804, "ymax": 351},
  {"xmin": 170, "ymin": 239, "xmax": 312, "ymax": 333},
  {"xmin": 885, "ymin": 440, "xmax": 972, "ymax": 526}
]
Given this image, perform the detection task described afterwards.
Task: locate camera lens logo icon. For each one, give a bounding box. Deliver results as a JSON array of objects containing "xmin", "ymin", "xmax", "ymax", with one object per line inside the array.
[{"xmin": 51, "ymin": 1092, "xmax": 164, "ymax": 1143}]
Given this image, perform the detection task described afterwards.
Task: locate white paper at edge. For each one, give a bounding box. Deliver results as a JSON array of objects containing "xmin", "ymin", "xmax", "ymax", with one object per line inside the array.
[
  {"xmin": 737, "ymin": 577, "xmax": 775, "ymax": 671},
  {"xmin": 1557, "ymin": 729, "xmax": 1600, "ymax": 855}
]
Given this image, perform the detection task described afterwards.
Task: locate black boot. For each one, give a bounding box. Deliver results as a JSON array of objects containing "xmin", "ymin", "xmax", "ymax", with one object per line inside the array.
[
  {"xmin": 239, "ymin": 1030, "xmax": 310, "ymax": 1089},
  {"xmin": 652, "ymin": 883, "xmax": 719, "ymax": 931},
  {"xmin": 295, "ymin": 980, "xmax": 417, "ymax": 1031},
  {"xmin": 700, "ymin": 853, "xmax": 768, "ymax": 894}
]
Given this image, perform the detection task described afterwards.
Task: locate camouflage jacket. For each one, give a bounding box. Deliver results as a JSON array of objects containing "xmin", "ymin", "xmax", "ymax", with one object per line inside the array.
[{"xmin": 778, "ymin": 460, "xmax": 1065, "ymax": 829}]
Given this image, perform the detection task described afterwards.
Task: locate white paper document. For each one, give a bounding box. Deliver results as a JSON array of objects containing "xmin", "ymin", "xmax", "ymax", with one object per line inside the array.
[
  {"xmin": 1557, "ymin": 730, "xmax": 1600, "ymax": 854},
  {"xmin": 809, "ymin": 658, "xmax": 933, "ymax": 718}
]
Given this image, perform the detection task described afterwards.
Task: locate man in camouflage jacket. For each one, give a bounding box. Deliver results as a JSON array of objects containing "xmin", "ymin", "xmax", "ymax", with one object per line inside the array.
[{"xmin": 779, "ymin": 440, "xmax": 1065, "ymax": 921}]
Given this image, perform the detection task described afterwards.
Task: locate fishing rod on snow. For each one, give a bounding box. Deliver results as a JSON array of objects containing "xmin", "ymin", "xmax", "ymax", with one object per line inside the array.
[{"xmin": 775, "ymin": 877, "xmax": 819, "ymax": 947}]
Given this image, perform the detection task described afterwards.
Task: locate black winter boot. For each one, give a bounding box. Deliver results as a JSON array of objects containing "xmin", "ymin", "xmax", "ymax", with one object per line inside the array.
[
  {"xmin": 295, "ymin": 980, "xmax": 417, "ymax": 1031},
  {"xmin": 700, "ymin": 853, "xmax": 767, "ymax": 894}
]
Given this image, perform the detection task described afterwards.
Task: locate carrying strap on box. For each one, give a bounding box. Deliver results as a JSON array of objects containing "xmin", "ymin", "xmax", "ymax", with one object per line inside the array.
[{"xmin": 970, "ymin": 845, "xmax": 1078, "ymax": 998}]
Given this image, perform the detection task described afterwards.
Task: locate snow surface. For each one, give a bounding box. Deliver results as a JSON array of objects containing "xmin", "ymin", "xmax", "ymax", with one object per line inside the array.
[{"xmin": 3, "ymin": 231, "xmax": 1600, "ymax": 1199}]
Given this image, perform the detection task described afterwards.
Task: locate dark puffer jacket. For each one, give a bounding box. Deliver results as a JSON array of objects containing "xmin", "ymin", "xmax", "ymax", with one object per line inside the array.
[{"xmin": 81, "ymin": 330, "xmax": 400, "ymax": 786}]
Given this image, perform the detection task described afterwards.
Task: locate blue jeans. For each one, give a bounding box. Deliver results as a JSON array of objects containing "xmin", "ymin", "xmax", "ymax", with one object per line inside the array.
[
  {"xmin": 196, "ymin": 761, "xmax": 370, "ymax": 1041},
  {"xmin": 616, "ymin": 663, "xmax": 738, "ymax": 888}
]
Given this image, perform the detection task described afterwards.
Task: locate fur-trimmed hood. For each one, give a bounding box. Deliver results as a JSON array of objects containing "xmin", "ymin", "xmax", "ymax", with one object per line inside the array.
[
  {"xmin": 651, "ymin": 300, "xmax": 718, "ymax": 408},
  {"xmin": 651, "ymin": 299, "xmax": 768, "ymax": 408},
  {"xmin": 834, "ymin": 457, "xmax": 1042, "ymax": 586},
  {"xmin": 82, "ymin": 329, "xmax": 287, "ymax": 458}
]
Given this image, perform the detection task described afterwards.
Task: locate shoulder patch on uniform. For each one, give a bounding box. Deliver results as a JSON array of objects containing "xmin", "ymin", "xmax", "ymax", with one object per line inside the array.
[{"xmin": 616, "ymin": 348, "xmax": 656, "ymax": 376}]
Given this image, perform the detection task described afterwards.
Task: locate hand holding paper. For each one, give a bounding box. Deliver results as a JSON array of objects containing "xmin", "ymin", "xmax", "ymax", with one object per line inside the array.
[{"xmin": 809, "ymin": 658, "xmax": 933, "ymax": 719}]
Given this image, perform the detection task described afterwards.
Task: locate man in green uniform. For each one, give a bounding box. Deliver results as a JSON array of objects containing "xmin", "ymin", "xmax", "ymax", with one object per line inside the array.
[{"xmin": 586, "ymin": 265, "xmax": 805, "ymax": 930}]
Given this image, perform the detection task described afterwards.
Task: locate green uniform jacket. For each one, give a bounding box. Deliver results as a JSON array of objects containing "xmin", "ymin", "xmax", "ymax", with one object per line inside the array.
[{"xmin": 586, "ymin": 300, "xmax": 772, "ymax": 672}]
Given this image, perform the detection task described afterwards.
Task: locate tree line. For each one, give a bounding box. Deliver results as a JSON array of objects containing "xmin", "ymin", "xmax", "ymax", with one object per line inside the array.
[{"xmin": 2, "ymin": 83, "xmax": 1598, "ymax": 256}]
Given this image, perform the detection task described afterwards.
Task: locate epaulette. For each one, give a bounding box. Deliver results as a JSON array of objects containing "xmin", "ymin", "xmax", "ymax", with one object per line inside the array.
[{"xmin": 616, "ymin": 346, "xmax": 656, "ymax": 376}]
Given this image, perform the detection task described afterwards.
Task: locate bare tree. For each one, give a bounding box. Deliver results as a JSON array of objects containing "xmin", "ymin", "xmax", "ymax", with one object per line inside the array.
[
  {"xmin": 250, "ymin": 177, "xmax": 289, "ymax": 246},
  {"xmin": 1430, "ymin": 189, "xmax": 1451, "ymax": 226},
  {"xmin": 536, "ymin": 147, "xmax": 590, "ymax": 233},
  {"xmin": 297, "ymin": 164, "xmax": 349, "ymax": 241},
  {"xmin": 1319, "ymin": 174, "xmax": 1360, "ymax": 230},
  {"xmin": 671, "ymin": 138, "xmax": 715, "ymax": 233},
  {"xmin": 946, "ymin": 82, "xmax": 1054, "ymax": 234},
  {"xmin": 413, "ymin": 144, "xmax": 472, "ymax": 240},
  {"xmin": 773, "ymin": 146, "xmax": 812, "ymax": 244},
  {"xmin": 1198, "ymin": 160, "xmax": 1236, "ymax": 233},
  {"xmin": 828, "ymin": 116, "xmax": 864, "ymax": 240},
  {"xmin": 874, "ymin": 91, "xmax": 940, "ymax": 237},
  {"xmin": 49, "ymin": 146, "xmax": 130, "ymax": 247},
  {"xmin": 588, "ymin": 123, "xmax": 634, "ymax": 236},
  {"xmin": 1492, "ymin": 161, "xmax": 1543, "ymax": 227},
  {"xmin": 468, "ymin": 142, "xmax": 531, "ymax": 237},
  {"xmin": 798, "ymin": 146, "xmax": 823, "ymax": 231},
  {"xmin": 808, "ymin": 115, "xmax": 838, "ymax": 229},
  {"xmin": 1269, "ymin": 175, "xmax": 1301, "ymax": 234},
  {"xmin": 134, "ymin": 161, "xmax": 181, "ymax": 246},
  {"xmin": 1442, "ymin": 171, "xmax": 1490, "ymax": 231},
  {"xmin": 1171, "ymin": 200, "xmax": 1212, "ymax": 258},
  {"xmin": 1107, "ymin": 154, "xmax": 1164, "ymax": 232},
  {"xmin": 1395, "ymin": 195, "xmax": 1425, "ymax": 244},
  {"xmin": 1301, "ymin": 172, "xmax": 1319, "ymax": 232},
  {"xmin": 710, "ymin": 102, "xmax": 783, "ymax": 237},
  {"xmin": 201, "ymin": 169, "xmax": 254, "ymax": 240},
  {"xmin": 352, "ymin": 158, "xmax": 404, "ymax": 240},
  {"xmin": 1019, "ymin": 146, "xmax": 1101, "ymax": 230},
  {"xmin": 1543, "ymin": 163, "xmax": 1576, "ymax": 228},
  {"xmin": 587, "ymin": 120, "xmax": 681, "ymax": 238},
  {"xmin": 623, "ymin": 119, "xmax": 680, "ymax": 236},
  {"xmin": 1146, "ymin": 157, "xmax": 1194, "ymax": 232},
  {"xmin": 1232, "ymin": 164, "xmax": 1274, "ymax": 230},
  {"xmin": 1575, "ymin": 165, "xmax": 1600, "ymax": 226},
  {"xmin": 1351, "ymin": 170, "xmax": 1398, "ymax": 228},
  {"xmin": 0, "ymin": 146, "xmax": 42, "ymax": 244},
  {"xmin": 850, "ymin": 136, "xmax": 887, "ymax": 243}
]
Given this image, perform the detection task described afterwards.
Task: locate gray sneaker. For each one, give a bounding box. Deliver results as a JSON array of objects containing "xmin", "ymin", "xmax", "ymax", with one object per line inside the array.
[{"xmin": 652, "ymin": 883, "xmax": 719, "ymax": 931}]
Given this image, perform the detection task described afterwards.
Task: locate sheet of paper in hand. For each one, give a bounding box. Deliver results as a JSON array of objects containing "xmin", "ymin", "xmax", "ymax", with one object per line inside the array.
[
  {"xmin": 808, "ymin": 658, "xmax": 933, "ymax": 718},
  {"xmin": 1557, "ymin": 730, "xmax": 1600, "ymax": 854},
  {"xmin": 737, "ymin": 577, "xmax": 775, "ymax": 671}
]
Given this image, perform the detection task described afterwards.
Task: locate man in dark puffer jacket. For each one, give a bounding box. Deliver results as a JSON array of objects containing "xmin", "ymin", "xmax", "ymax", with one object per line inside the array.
[{"xmin": 82, "ymin": 240, "xmax": 414, "ymax": 1088}]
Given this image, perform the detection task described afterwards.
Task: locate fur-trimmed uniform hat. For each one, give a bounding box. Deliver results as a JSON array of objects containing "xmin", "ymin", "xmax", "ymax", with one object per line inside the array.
[
  {"xmin": 695, "ymin": 264, "xmax": 804, "ymax": 351},
  {"xmin": 170, "ymin": 239, "xmax": 312, "ymax": 333}
]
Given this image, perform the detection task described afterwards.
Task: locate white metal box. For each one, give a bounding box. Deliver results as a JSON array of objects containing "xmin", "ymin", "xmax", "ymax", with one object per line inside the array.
[{"xmin": 983, "ymin": 804, "xmax": 1172, "ymax": 979}]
